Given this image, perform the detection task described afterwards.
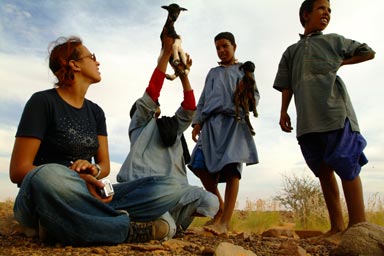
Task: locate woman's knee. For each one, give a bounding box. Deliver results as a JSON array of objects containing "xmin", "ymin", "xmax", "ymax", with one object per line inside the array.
[{"xmin": 31, "ymin": 164, "xmax": 80, "ymax": 197}]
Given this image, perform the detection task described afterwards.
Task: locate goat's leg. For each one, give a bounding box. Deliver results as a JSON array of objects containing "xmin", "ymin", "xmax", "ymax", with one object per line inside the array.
[
  {"xmin": 234, "ymin": 97, "xmax": 241, "ymax": 121},
  {"xmin": 166, "ymin": 74, "xmax": 177, "ymax": 81},
  {"xmin": 251, "ymin": 100, "xmax": 258, "ymax": 117},
  {"xmin": 171, "ymin": 39, "xmax": 189, "ymax": 76},
  {"xmin": 248, "ymin": 91, "xmax": 258, "ymax": 118},
  {"xmin": 244, "ymin": 112, "xmax": 256, "ymax": 136},
  {"xmin": 178, "ymin": 46, "xmax": 187, "ymax": 66},
  {"xmin": 171, "ymin": 39, "xmax": 181, "ymax": 65},
  {"xmin": 243, "ymin": 100, "xmax": 255, "ymax": 135},
  {"xmin": 177, "ymin": 46, "xmax": 189, "ymax": 76}
]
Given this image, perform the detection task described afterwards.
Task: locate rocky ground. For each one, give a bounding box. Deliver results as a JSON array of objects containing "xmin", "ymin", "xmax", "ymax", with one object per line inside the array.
[
  {"xmin": 0, "ymin": 200, "xmax": 343, "ymax": 255},
  {"xmin": 0, "ymin": 226, "xmax": 339, "ymax": 256}
]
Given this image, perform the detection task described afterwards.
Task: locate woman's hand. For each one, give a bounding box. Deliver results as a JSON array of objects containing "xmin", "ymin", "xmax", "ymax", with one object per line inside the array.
[
  {"xmin": 79, "ymin": 173, "xmax": 113, "ymax": 203},
  {"xmin": 69, "ymin": 159, "xmax": 99, "ymax": 177},
  {"xmin": 70, "ymin": 159, "xmax": 113, "ymax": 203}
]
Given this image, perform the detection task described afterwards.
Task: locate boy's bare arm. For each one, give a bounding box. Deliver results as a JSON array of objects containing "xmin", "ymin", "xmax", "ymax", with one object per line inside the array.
[
  {"xmin": 279, "ymin": 88, "xmax": 293, "ymax": 133},
  {"xmin": 342, "ymin": 51, "xmax": 375, "ymax": 66}
]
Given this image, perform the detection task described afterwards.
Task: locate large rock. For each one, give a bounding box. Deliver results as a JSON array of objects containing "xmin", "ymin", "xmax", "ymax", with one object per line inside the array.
[
  {"xmin": 330, "ymin": 222, "xmax": 384, "ymax": 256},
  {"xmin": 214, "ymin": 242, "xmax": 256, "ymax": 256},
  {"xmin": 261, "ymin": 227, "xmax": 299, "ymax": 239},
  {"xmin": 277, "ymin": 240, "xmax": 307, "ymax": 256}
]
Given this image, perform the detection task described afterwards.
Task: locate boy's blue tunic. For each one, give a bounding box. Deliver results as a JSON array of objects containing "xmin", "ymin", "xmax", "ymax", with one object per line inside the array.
[{"xmin": 190, "ymin": 63, "xmax": 260, "ymax": 176}]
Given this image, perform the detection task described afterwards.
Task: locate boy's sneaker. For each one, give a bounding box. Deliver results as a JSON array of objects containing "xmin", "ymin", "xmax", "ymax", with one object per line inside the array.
[{"xmin": 127, "ymin": 212, "xmax": 176, "ymax": 243}]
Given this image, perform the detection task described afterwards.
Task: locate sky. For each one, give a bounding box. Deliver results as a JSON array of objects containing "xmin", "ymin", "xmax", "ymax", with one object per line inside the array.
[{"xmin": 0, "ymin": 0, "xmax": 383, "ymax": 209}]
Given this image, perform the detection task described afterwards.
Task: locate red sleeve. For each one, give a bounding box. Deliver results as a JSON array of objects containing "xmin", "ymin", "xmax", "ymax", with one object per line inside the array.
[
  {"xmin": 145, "ymin": 68, "xmax": 166, "ymax": 102},
  {"xmin": 181, "ymin": 90, "xmax": 196, "ymax": 110}
]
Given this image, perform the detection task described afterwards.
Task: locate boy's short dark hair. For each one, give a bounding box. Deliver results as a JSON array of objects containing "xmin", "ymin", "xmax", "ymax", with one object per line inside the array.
[
  {"xmin": 299, "ymin": 0, "xmax": 330, "ymax": 27},
  {"xmin": 214, "ymin": 32, "xmax": 236, "ymax": 45}
]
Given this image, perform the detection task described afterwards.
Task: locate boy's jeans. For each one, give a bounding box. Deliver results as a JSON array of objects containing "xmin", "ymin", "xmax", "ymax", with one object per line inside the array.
[{"xmin": 14, "ymin": 164, "xmax": 182, "ymax": 245}]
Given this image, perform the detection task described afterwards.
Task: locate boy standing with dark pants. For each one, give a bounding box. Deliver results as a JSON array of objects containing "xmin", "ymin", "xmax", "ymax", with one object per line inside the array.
[{"xmin": 273, "ymin": 0, "xmax": 375, "ymax": 236}]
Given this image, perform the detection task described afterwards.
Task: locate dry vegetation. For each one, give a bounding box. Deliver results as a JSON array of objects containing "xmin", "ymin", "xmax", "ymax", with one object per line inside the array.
[
  {"xmin": 1, "ymin": 174, "xmax": 383, "ymax": 236},
  {"xmin": 0, "ymin": 200, "xmax": 21, "ymax": 237},
  {"xmin": 1, "ymin": 174, "xmax": 383, "ymax": 255}
]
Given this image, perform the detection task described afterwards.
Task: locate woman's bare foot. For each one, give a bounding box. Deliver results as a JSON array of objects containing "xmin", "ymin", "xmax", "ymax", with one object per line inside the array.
[{"xmin": 203, "ymin": 223, "xmax": 228, "ymax": 236}]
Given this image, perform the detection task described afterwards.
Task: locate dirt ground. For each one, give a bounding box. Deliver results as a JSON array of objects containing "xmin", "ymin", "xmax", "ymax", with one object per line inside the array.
[
  {"xmin": 0, "ymin": 200, "xmax": 338, "ymax": 255},
  {"xmin": 0, "ymin": 227, "xmax": 338, "ymax": 256}
]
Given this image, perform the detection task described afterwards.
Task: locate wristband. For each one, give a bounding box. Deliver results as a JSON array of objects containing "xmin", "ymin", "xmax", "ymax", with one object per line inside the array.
[{"xmin": 94, "ymin": 164, "xmax": 102, "ymax": 179}]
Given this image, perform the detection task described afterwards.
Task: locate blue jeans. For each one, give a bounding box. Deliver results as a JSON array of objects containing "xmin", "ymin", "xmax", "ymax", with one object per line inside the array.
[
  {"xmin": 169, "ymin": 185, "xmax": 219, "ymax": 230},
  {"xmin": 14, "ymin": 164, "xmax": 183, "ymax": 245}
]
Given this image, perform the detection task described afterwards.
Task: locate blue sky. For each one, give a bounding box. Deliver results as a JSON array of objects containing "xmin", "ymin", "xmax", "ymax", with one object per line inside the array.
[{"xmin": 1, "ymin": 0, "xmax": 383, "ymax": 208}]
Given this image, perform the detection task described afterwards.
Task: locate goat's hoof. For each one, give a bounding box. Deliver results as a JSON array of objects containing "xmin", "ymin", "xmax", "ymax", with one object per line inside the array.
[
  {"xmin": 172, "ymin": 59, "xmax": 181, "ymax": 66},
  {"xmin": 250, "ymin": 130, "xmax": 256, "ymax": 136},
  {"xmin": 166, "ymin": 74, "xmax": 176, "ymax": 81}
]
